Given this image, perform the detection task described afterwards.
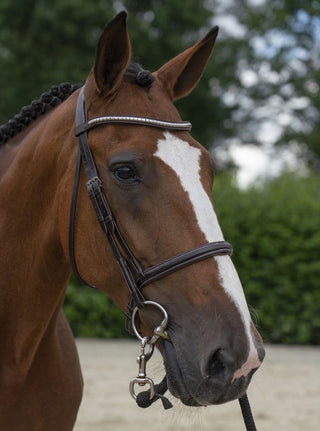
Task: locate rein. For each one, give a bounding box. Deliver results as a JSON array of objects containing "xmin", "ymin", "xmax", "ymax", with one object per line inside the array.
[{"xmin": 69, "ymin": 85, "xmax": 258, "ymax": 431}]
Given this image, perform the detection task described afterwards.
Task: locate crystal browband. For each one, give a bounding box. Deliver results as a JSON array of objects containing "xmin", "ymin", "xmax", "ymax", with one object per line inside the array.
[{"xmin": 75, "ymin": 115, "xmax": 192, "ymax": 136}]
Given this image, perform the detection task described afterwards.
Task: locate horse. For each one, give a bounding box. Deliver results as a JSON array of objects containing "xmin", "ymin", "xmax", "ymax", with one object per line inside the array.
[{"xmin": 0, "ymin": 11, "xmax": 265, "ymax": 431}]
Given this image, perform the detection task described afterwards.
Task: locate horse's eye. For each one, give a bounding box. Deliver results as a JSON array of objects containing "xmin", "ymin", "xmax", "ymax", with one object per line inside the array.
[{"xmin": 113, "ymin": 165, "xmax": 139, "ymax": 184}]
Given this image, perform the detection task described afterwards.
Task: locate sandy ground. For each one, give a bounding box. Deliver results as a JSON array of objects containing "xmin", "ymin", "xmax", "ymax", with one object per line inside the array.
[{"xmin": 74, "ymin": 340, "xmax": 319, "ymax": 431}]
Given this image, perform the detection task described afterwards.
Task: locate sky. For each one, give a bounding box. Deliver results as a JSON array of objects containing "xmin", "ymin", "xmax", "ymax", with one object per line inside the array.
[
  {"xmin": 209, "ymin": 0, "xmax": 316, "ymax": 188},
  {"xmin": 228, "ymin": 142, "xmax": 305, "ymax": 188}
]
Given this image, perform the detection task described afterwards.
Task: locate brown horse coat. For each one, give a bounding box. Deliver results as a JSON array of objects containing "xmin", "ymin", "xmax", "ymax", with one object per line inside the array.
[{"xmin": 0, "ymin": 12, "xmax": 264, "ymax": 430}]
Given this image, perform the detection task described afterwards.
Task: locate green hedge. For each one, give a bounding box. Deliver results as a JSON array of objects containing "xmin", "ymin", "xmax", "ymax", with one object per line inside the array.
[
  {"xmin": 213, "ymin": 173, "xmax": 320, "ymax": 345},
  {"xmin": 64, "ymin": 173, "xmax": 320, "ymax": 344},
  {"xmin": 64, "ymin": 278, "xmax": 129, "ymax": 338}
]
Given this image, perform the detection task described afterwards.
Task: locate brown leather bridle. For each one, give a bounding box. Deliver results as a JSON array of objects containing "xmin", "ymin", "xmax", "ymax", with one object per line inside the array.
[{"xmin": 69, "ymin": 85, "xmax": 233, "ymax": 334}]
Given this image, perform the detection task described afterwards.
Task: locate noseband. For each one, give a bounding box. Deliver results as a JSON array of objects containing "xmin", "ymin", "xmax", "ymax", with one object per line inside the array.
[{"xmin": 69, "ymin": 85, "xmax": 233, "ymax": 334}]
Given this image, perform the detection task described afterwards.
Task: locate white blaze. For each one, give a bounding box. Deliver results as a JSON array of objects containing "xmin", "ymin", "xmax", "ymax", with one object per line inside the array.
[{"xmin": 155, "ymin": 132, "xmax": 261, "ymax": 378}]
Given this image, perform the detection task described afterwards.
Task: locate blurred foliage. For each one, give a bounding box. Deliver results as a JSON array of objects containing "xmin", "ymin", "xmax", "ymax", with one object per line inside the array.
[
  {"xmin": 213, "ymin": 172, "xmax": 320, "ymax": 344},
  {"xmin": 0, "ymin": 0, "xmax": 221, "ymax": 148},
  {"xmin": 0, "ymin": 0, "xmax": 319, "ymax": 163},
  {"xmin": 65, "ymin": 173, "xmax": 320, "ymax": 344},
  {"xmin": 209, "ymin": 0, "xmax": 320, "ymax": 166},
  {"xmin": 64, "ymin": 276, "xmax": 129, "ymax": 338}
]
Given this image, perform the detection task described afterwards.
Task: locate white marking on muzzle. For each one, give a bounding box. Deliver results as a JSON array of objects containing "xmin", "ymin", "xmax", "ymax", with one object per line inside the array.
[{"xmin": 155, "ymin": 132, "xmax": 261, "ymax": 378}]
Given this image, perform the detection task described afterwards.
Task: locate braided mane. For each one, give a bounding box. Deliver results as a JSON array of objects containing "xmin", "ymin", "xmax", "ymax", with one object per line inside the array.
[
  {"xmin": 0, "ymin": 63, "xmax": 154, "ymax": 144},
  {"xmin": 0, "ymin": 83, "xmax": 82, "ymax": 144}
]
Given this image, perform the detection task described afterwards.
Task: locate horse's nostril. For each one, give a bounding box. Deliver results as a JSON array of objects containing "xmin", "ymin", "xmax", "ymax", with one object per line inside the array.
[{"xmin": 207, "ymin": 349, "xmax": 226, "ymax": 379}]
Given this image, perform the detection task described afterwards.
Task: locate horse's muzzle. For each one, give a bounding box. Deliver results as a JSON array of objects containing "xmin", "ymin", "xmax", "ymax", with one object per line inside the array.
[{"xmin": 161, "ymin": 338, "xmax": 264, "ymax": 406}]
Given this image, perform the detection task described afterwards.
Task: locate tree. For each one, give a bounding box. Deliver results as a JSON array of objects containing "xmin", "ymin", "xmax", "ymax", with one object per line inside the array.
[
  {"xmin": 206, "ymin": 0, "xmax": 320, "ymax": 166},
  {"xmin": 0, "ymin": 0, "xmax": 319, "ymax": 164},
  {"xmin": 0, "ymin": 0, "xmax": 220, "ymax": 148},
  {"xmin": 0, "ymin": 1, "xmax": 115, "ymax": 121}
]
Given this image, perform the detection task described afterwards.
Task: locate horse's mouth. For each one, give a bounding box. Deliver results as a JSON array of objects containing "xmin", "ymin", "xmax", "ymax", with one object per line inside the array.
[
  {"xmin": 161, "ymin": 339, "xmax": 202, "ymax": 406},
  {"xmin": 160, "ymin": 339, "xmax": 252, "ymax": 406}
]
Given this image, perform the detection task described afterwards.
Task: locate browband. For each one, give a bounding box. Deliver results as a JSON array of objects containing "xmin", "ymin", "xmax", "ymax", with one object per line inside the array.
[{"xmin": 75, "ymin": 115, "xmax": 192, "ymax": 136}]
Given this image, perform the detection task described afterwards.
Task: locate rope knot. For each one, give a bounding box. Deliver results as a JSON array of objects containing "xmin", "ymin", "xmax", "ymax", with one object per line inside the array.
[{"xmin": 135, "ymin": 376, "xmax": 173, "ymax": 410}]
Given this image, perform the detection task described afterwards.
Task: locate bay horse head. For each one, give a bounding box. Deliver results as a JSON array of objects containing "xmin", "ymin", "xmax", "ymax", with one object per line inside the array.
[
  {"xmin": 0, "ymin": 10, "xmax": 266, "ymax": 428},
  {"xmin": 0, "ymin": 12, "xmax": 265, "ymax": 428},
  {"xmin": 65, "ymin": 12, "xmax": 265, "ymax": 407}
]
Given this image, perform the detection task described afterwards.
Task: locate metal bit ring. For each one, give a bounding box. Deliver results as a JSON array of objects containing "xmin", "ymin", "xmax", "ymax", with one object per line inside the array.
[{"xmin": 131, "ymin": 301, "xmax": 170, "ymax": 344}]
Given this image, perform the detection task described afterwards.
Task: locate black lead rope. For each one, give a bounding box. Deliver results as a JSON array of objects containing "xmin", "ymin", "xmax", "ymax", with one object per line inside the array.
[
  {"xmin": 238, "ymin": 393, "xmax": 257, "ymax": 431},
  {"xmin": 136, "ymin": 380, "xmax": 257, "ymax": 431}
]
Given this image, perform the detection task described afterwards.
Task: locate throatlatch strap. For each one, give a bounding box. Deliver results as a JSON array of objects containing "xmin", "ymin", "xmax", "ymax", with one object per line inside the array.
[{"xmin": 68, "ymin": 146, "xmax": 97, "ymax": 288}]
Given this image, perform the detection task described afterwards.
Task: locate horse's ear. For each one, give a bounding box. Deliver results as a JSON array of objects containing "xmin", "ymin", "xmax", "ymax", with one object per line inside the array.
[
  {"xmin": 155, "ymin": 27, "xmax": 219, "ymax": 101},
  {"xmin": 93, "ymin": 11, "xmax": 131, "ymax": 94}
]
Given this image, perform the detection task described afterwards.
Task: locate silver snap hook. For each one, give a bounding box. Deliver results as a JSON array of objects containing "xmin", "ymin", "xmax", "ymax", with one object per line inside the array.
[
  {"xmin": 129, "ymin": 376, "xmax": 155, "ymax": 400},
  {"xmin": 129, "ymin": 336, "xmax": 155, "ymax": 400}
]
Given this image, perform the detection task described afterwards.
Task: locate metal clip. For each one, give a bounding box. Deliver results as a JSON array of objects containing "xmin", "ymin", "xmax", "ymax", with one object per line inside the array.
[{"xmin": 129, "ymin": 337, "xmax": 155, "ymax": 400}]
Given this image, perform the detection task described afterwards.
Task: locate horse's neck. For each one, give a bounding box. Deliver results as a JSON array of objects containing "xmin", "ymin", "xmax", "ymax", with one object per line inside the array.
[{"xmin": 0, "ymin": 103, "xmax": 74, "ymax": 365}]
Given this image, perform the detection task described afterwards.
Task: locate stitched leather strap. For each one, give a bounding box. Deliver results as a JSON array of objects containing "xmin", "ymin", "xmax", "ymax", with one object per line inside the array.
[{"xmin": 137, "ymin": 242, "xmax": 233, "ymax": 289}]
